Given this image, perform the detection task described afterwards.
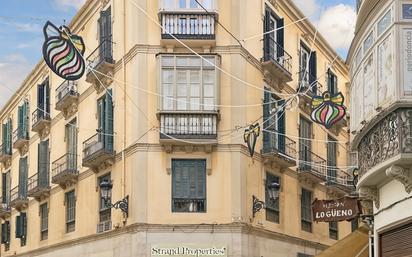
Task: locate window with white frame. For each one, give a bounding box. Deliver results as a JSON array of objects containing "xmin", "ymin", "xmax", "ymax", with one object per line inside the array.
[
  {"xmin": 160, "ymin": 55, "xmax": 218, "ymax": 112},
  {"xmin": 161, "ymin": 0, "xmax": 212, "ymax": 10}
]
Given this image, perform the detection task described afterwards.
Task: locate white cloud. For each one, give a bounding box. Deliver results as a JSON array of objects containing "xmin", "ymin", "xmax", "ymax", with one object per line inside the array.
[
  {"xmin": 293, "ymin": 0, "xmax": 321, "ymax": 18},
  {"xmin": 54, "ymin": 0, "xmax": 86, "ymax": 11},
  {"xmin": 0, "ymin": 55, "xmax": 33, "ymax": 108},
  {"xmin": 318, "ymin": 4, "xmax": 356, "ymax": 50}
]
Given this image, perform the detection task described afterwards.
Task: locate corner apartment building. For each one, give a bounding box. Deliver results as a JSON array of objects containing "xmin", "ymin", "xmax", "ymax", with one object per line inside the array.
[
  {"xmin": 0, "ymin": 0, "xmax": 353, "ymax": 256},
  {"xmin": 348, "ymin": 0, "xmax": 412, "ymax": 256}
]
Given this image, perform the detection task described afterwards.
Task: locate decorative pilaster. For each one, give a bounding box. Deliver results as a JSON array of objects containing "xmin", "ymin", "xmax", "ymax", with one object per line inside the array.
[
  {"xmin": 359, "ymin": 186, "xmax": 379, "ymax": 209},
  {"xmin": 386, "ymin": 165, "xmax": 412, "ymax": 194}
]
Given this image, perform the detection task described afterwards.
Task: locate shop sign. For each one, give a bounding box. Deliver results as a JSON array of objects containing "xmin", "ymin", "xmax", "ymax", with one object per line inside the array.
[
  {"xmin": 312, "ymin": 196, "xmax": 361, "ymax": 222},
  {"xmin": 151, "ymin": 244, "xmax": 227, "ymax": 257}
]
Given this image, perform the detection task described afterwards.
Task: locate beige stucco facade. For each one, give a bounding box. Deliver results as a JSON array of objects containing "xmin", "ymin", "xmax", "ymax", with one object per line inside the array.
[{"xmin": 0, "ymin": 0, "xmax": 353, "ymax": 256}]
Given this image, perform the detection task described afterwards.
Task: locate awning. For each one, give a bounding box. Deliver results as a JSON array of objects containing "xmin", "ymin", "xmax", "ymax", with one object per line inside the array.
[{"xmin": 316, "ymin": 225, "xmax": 369, "ymax": 257}]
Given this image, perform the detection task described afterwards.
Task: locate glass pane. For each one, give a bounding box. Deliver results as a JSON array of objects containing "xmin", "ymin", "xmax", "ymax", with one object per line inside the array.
[
  {"xmin": 202, "ymin": 0, "xmax": 212, "ymax": 9},
  {"xmin": 204, "ymin": 98, "xmax": 214, "ymax": 111},
  {"xmin": 202, "ymin": 57, "xmax": 215, "ymax": 67},
  {"xmin": 378, "ymin": 10, "xmax": 391, "ymax": 36},
  {"xmin": 191, "ymin": 84, "xmax": 200, "ymax": 97},
  {"xmin": 176, "ymin": 57, "xmax": 188, "ymax": 67},
  {"xmin": 179, "ymin": 0, "xmax": 186, "ymax": 8},
  {"xmin": 162, "ymin": 69, "xmax": 174, "ymax": 83},
  {"xmin": 363, "ymin": 32, "xmax": 374, "ymax": 53},
  {"xmin": 162, "ymin": 56, "xmax": 174, "ymax": 67},
  {"xmin": 204, "ymin": 83, "xmax": 214, "ymax": 97},
  {"xmin": 203, "ymin": 70, "xmax": 214, "ymax": 84},
  {"xmin": 190, "ymin": 70, "xmax": 200, "ymax": 83},
  {"xmin": 177, "ymin": 97, "xmax": 187, "ymax": 110},
  {"xmin": 177, "ymin": 83, "xmax": 187, "ymax": 97},
  {"xmin": 176, "ymin": 70, "xmax": 187, "ymax": 83},
  {"xmin": 190, "ymin": 98, "xmax": 200, "ymax": 110},
  {"xmin": 190, "ymin": 0, "xmax": 198, "ymax": 8},
  {"xmin": 188, "ymin": 57, "xmax": 201, "ymax": 67}
]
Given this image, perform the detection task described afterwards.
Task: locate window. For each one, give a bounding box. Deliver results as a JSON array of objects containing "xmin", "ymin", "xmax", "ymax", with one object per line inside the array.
[
  {"xmin": 38, "ymin": 140, "xmax": 49, "ymax": 188},
  {"xmin": 37, "ymin": 79, "xmax": 50, "ymax": 118},
  {"xmin": 299, "ymin": 117, "xmax": 312, "ymax": 170},
  {"xmin": 1, "ymin": 221, "xmax": 10, "ymax": 251},
  {"xmin": 351, "ymin": 218, "xmax": 359, "ymax": 232},
  {"xmin": 65, "ymin": 191, "xmax": 76, "ymax": 233},
  {"xmin": 18, "ymin": 157, "xmax": 28, "ymax": 199},
  {"xmin": 378, "ymin": 10, "xmax": 392, "ymax": 36},
  {"xmin": 98, "ymin": 7, "xmax": 113, "ymax": 61},
  {"xmin": 327, "ymin": 69, "xmax": 338, "ymax": 94},
  {"xmin": 172, "ymin": 159, "xmax": 206, "ymax": 213},
  {"xmin": 163, "ymin": 0, "xmax": 212, "ymax": 10},
  {"xmin": 40, "ymin": 203, "xmax": 48, "ymax": 240},
  {"xmin": 2, "ymin": 118, "xmax": 12, "ymax": 155},
  {"xmin": 15, "ymin": 212, "xmax": 27, "ymax": 246},
  {"xmin": 402, "ymin": 4, "xmax": 412, "ymax": 19},
  {"xmin": 301, "ymin": 188, "xmax": 312, "ymax": 232},
  {"xmin": 17, "ymin": 101, "xmax": 29, "ymax": 139},
  {"xmin": 263, "ymin": 89, "xmax": 286, "ymax": 153},
  {"xmin": 2, "ymin": 171, "xmax": 10, "ymax": 206},
  {"xmin": 97, "ymin": 90, "xmax": 114, "ymax": 152},
  {"xmin": 299, "ymin": 43, "xmax": 317, "ymax": 94},
  {"xmin": 66, "ymin": 119, "xmax": 77, "ymax": 170},
  {"xmin": 363, "ymin": 32, "xmax": 374, "ymax": 53},
  {"xmin": 264, "ymin": 7, "xmax": 284, "ymax": 64},
  {"xmin": 329, "ymin": 221, "xmax": 339, "ymax": 240},
  {"xmin": 99, "ymin": 173, "xmax": 112, "ymax": 223},
  {"xmin": 327, "ymin": 137, "xmax": 337, "ymax": 183},
  {"xmin": 160, "ymin": 55, "xmax": 217, "ymax": 111},
  {"xmin": 265, "ymin": 173, "xmax": 280, "ymax": 223}
]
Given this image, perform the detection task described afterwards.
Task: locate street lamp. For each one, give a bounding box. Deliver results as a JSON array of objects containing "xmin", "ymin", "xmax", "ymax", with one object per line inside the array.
[
  {"xmin": 253, "ymin": 181, "xmax": 280, "ymax": 218},
  {"xmin": 100, "ymin": 179, "xmax": 129, "ymax": 217}
]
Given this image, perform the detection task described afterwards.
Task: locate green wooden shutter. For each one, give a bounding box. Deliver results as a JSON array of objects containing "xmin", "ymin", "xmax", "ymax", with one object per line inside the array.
[
  {"xmin": 309, "ymin": 51, "xmax": 317, "ymax": 94},
  {"xmin": 1, "ymin": 173, "xmax": 6, "ymax": 202},
  {"xmin": 2, "ymin": 123, "xmax": 6, "ymax": 153},
  {"xmin": 22, "ymin": 213, "xmax": 27, "ymax": 238},
  {"xmin": 276, "ymin": 18, "xmax": 284, "ymax": 59},
  {"xmin": 104, "ymin": 90, "xmax": 113, "ymax": 152},
  {"xmin": 22, "ymin": 101, "xmax": 29, "ymax": 138},
  {"xmin": 1, "ymin": 223, "xmax": 5, "ymax": 243},
  {"xmin": 66, "ymin": 120, "xmax": 77, "ymax": 170},
  {"xmin": 5, "ymin": 172, "xmax": 10, "ymax": 205},
  {"xmin": 263, "ymin": 88, "xmax": 270, "ymax": 152},
  {"xmin": 6, "ymin": 119, "xmax": 12, "ymax": 154},
  {"xmin": 38, "ymin": 141, "xmax": 49, "ymax": 187},
  {"xmin": 97, "ymin": 98, "xmax": 105, "ymax": 142},
  {"xmin": 18, "ymin": 105, "xmax": 23, "ymax": 136},
  {"xmin": 15, "ymin": 215, "xmax": 22, "ymax": 238},
  {"xmin": 172, "ymin": 160, "xmax": 206, "ymax": 200},
  {"xmin": 18, "ymin": 157, "xmax": 28, "ymax": 198},
  {"xmin": 45, "ymin": 80, "xmax": 50, "ymax": 115}
]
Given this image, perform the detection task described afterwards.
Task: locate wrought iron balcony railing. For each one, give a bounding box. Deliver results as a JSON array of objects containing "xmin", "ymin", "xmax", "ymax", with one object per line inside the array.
[
  {"xmin": 10, "ymin": 185, "xmax": 28, "ymax": 210},
  {"xmin": 32, "ymin": 108, "xmax": 51, "ymax": 132},
  {"xmin": 263, "ymin": 37, "xmax": 292, "ymax": 76},
  {"xmin": 82, "ymin": 133, "xmax": 114, "ymax": 170},
  {"xmin": 52, "ymin": 153, "xmax": 78, "ymax": 186},
  {"xmin": 326, "ymin": 167, "xmax": 354, "ymax": 191},
  {"xmin": 13, "ymin": 127, "xmax": 29, "ymax": 149},
  {"xmin": 357, "ymin": 108, "xmax": 412, "ymax": 180},
  {"xmin": 297, "ymin": 67, "xmax": 325, "ymax": 96},
  {"xmin": 85, "ymin": 38, "xmax": 115, "ymax": 87},
  {"xmin": 27, "ymin": 170, "xmax": 50, "ymax": 200},
  {"xmin": 55, "ymin": 80, "xmax": 79, "ymax": 111},
  {"xmin": 298, "ymin": 149, "xmax": 327, "ymax": 179},
  {"xmin": 262, "ymin": 128, "xmax": 297, "ymax": 167},
  {"xmin": 0, "ymin": 142, "xmax": 12, "ymax": 162},
  {"xmin": 0, "ymin": 197, "xmax": 11, "ymax": 218},
  {"xmin": 160, "ymin": 12, "xmax": 216, "ymax": 40},
  {"xmin": 159, "ymin": 112, "xmax": 218, "ymax": 140}
]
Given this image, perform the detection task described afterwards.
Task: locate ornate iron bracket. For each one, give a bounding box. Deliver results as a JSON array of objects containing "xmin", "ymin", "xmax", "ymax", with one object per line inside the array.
[
  {"xmin": 252, "ymin": 195, "xmax": 265, "ymax": 218},
  {"xmin": 104, "ymin": 195, "xmax": 129, "ymax": 217}
]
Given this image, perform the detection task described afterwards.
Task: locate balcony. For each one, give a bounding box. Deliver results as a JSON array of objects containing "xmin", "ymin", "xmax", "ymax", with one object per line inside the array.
[
  {"xmin": 10, "ymin": 186, "xmax": 28, "ymax": 211},
  {"xmin": 297, "ymin": 149, "xmax": 328, "ymax": 184},
  {"xmin": 262, "ymin": 129, "xmax": 297, "ymax": 168},
  {"xmin": 0, "ymin": 197, "xmax": 11, "ymax": 219},
  {"xmin": 55, "ymin": 80, "xmax": 79, "ymax": 118},
  {"xmin": 159, "ymin": 11, "xmax": 217, "ymax": 46},
  {"xmin": 13, "ymin": 127, "xmax": 29, "ymax": 152},
  {"xmin": 85, "ymin": 39, "xmax": 115, "ymax": 91},
  {"xmin": 159, "ymin": 112, "xmax": 218, "ymax": 150},
  {"xmin": 0, "ymin": 142, "xmax": 12, "ymax": 167},
  {"xmin": 326, "ymin": 168, "xmax": 355, "ymax": 196},
  {"xmin": 27, "ymin": 172, "xmax": 50, "ymax": 201},
  {"xmin": 82, "ymin": 133, "xmax": 115, "ymax": 172},
  {"xmin": 356, "ymin": 108, "xmax": 412, "ymax": 188},
  {"xmin": 297, "ymin": 70, "xmax": 324, "ymax": 114},
  {"xmin": 32, "ymin": 108, "xmax": 51, "ymax": 134},
  {"xmin": 52, "ymin": 153, "xmax": 79, "ymax": 188},
  {"xmin": 262, "ymin": 38, "xmax": 293, "ymax": 87}
]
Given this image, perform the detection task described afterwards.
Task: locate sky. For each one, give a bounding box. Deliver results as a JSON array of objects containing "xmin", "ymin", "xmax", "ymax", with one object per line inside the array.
[{"xmin": 0, "ymin": 0, "xmax": 356, "ymax": 108}]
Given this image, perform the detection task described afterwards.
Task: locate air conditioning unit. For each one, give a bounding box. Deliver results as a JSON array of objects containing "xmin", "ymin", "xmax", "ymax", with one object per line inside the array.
[{"xmin": 96, "ymin": 220, "xmax": 112, "ymax": 233}]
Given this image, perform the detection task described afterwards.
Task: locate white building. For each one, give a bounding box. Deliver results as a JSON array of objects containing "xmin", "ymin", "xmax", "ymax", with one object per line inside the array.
[{"xmin": 348, "ymin": 0, "xmax": 412, "ymax": 256}]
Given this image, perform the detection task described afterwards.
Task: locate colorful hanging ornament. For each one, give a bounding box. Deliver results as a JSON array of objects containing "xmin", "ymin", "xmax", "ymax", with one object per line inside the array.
[
  {"xmin": 42, "ymin": 21, "xmax": 86, "ymax": 81},
  {"xmin": 244, "ymin": 123, "xmax": 260, "ymax": 157},
  {"xmin": 310, "ymin": 91, "xmax": 346, "ymax": 129}
]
